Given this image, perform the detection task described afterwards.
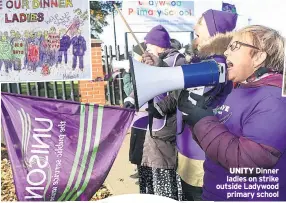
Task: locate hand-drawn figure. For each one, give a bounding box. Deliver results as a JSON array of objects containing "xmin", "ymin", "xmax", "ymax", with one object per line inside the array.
[
  {"xmin": 71, "ymin": 29, "xmax": 86, "ymax": 70},
  {"xmin": 39, "ymin": 31, "xmax": 49, "ymax": 65},
  {"xmin": 11, "ymin": 31, "xmax": 26, "ymax": 71},
  {"xmin": 0, "ymin": 34, "xmax": 13, "ymax": 73},
  {"xmin": 47, "ymin": 27, "xmax": 60, "ymax": 67},
  {"xmin": 27, "ymin": 31, "xmax": 40, "ymax": 71},
  {"xmin": 8, "ymin": 30, "xmax": 17, "ymax": 70},
  {"xmin": 39, "ymin": 31, "xmax": 51, "ymax": 76},
  {"xmin": 58, "ymin": 29, "xmax": 71, "ymax": 65},
  {"xmin": 37, "ymin": 31, "xmax": 44, "ymax": 67},
  {"xmin": 23, "ymin": 30, "xmax": 30, "ymax": 69}
]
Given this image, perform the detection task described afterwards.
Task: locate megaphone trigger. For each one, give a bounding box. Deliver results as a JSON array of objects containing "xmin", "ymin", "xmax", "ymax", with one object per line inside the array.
[{"xmin": 186, "ymin": 86, "xmax": 205, "ymax": 105}]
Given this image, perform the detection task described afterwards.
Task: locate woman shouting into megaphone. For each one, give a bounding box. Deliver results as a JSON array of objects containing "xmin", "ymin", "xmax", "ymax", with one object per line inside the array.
[{"xmin": 178, "ymin": 25, "xmax": 286, "ymax": 201}]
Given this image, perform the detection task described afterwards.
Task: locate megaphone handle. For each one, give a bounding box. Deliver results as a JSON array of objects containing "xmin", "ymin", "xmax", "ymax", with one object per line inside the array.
[{"xmin": 148, "ymin": 99, "xmax": 154, "ymax": 138}]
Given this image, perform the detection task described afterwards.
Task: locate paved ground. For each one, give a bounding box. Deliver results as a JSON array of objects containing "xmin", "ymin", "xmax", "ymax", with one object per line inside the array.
[{"xmin": 104, "ymin": 132, "xmax": 139, "ymax": 195}]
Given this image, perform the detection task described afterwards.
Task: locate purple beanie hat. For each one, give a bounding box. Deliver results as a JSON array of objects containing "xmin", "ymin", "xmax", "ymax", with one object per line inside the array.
[
  {"xmin": 144, "ymin": 25, "xmax": 171, "ymax": 48},
  {"xmin": 203, "ymin": 9, "xmax": 238, "ymax": 36}
]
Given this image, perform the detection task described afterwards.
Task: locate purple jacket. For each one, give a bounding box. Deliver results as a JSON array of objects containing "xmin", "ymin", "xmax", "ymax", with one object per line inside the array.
[
  {"xmin": 192, "ymin": 74, "xmax": 286, "ymax": 201},
  {"xmin": 59, "ymin": 35, "xmax": 71, "ymax": 52},
  {"xmin": 71, "ymin": 35, "xmax": 86, "ymax": 56},
  {"xmin": 176, "ymin": 81, "xmax": 232, "ymax": 160}
]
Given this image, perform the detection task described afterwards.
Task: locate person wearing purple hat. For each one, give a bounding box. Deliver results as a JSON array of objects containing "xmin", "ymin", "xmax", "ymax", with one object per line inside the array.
[
  {"xmin": 195, "ymin": 9, "xmax": 238, "ymax": 48},
  {"xmin": 134, "ymin": 25, "xmax": 186, "ymax": 200},
  {"xmin": 178, "ymin": 25, "xmax": 286, "ymax": 201}
]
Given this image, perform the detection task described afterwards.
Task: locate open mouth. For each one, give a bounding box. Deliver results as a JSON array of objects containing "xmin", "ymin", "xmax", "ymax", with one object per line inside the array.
[{"xmin": 226, "ymin": 60, "xmax": 233, "ymax": 68}]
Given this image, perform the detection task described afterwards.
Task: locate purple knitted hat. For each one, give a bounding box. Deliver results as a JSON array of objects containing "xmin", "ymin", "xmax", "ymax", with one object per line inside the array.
[
  {"xmin": 144, "ymin": 25, "xmax": 171, "ymax": 48},
  {"xmin": 203, "ymin": 9, "xmax": 238, "ymax": 36}
]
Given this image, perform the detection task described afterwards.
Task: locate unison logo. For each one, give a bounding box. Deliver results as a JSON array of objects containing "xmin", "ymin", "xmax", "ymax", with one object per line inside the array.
[{"xmin": 18, "ymin": 108, "xmax": 53, "ymax": 200}]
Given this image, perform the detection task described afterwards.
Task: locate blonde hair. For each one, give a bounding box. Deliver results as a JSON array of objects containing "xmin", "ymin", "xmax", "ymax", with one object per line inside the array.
[{"xmin": 237, "ymin": 25, "xmax": 285, "ymax": 73}]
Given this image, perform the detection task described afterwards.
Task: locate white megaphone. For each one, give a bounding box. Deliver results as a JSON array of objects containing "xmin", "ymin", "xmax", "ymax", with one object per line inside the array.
[{"xmin": 129, "ymin": 55, "xmax": 227, "ymax": 110}]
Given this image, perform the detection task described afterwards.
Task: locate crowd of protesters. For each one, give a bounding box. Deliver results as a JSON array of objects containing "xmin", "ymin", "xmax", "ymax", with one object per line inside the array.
[{"xmin": 122, "ymin": 8, "xmax": 286, "ymax": 201}]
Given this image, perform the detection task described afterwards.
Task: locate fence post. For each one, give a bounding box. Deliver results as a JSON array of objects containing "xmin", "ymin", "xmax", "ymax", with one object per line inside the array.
[
  {"xmin": 104, "ymin": 46, "xmax": 112, "ymax": 105},
  {"xmin": 109, "ymin": 46, "xmax": 116, "ymax": 105},
  {"xmin": 44, "ymin": 82, "xmax": 48, "ymax": 98},
  {"xmin": 116, "ymin": 45, "xmax": 124, "ymax": 105},
  {"xmin": 70, "ymin": 81, "xmax": 75, "ymax": 101}
]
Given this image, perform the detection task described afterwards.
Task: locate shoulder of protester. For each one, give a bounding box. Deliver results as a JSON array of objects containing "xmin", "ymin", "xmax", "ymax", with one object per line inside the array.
[{"xmin": 198, "ymin": 32, "xmax": 233, "ymax": 58}]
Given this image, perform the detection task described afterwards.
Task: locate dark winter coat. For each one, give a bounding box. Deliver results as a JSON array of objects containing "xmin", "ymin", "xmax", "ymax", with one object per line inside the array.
[{"xmin": 140, "ymin": 48, "xmax": 186, "ymax": 169}]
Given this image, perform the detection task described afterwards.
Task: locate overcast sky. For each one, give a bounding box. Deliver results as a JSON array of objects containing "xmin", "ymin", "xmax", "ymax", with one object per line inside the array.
[{"xmin": 98, "ymin": 0, "xmax": 286, "ymax": 50}]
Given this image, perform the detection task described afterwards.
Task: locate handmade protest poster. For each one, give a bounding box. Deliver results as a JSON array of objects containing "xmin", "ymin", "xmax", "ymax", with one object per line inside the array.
[
  {"xmin": 1, "ymin": 93, "xmax": 135, "ymax": 201},
  {"xmin": 0, "ymin": 0, "xmax": 91, "ymax": 83}
]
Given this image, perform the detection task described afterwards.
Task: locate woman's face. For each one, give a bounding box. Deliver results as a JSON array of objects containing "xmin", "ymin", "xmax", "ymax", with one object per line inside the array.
[
  {"xmin": 224, "ymin": 33, "xmax": 266, "ymax": 83},
  {"xmin": 146, "ymin": 43, "xmax": 163, "ymax": 57},
  {"xmin": 194, "ymin": 17, "xmax": 210, "ymax": 48}
]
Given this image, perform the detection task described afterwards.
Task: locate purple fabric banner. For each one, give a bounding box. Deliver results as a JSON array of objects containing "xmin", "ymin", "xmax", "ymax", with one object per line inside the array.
[
  {"xmin": 1, "ymin": 93, "xmax": 135, "ymax": 201},
  {"xmin": 222, "ymin": 2, "xmax": 237, "ymax": 14}
]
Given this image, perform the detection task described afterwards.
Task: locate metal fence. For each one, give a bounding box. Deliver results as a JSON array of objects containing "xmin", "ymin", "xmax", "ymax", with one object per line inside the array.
[
  {"xmin": 103, "ymin": 45, "xmax": 127, "ymax": 106},
  {"xmin": 1, "ymin": 81, "xmax": 80, "ymax": 101}
]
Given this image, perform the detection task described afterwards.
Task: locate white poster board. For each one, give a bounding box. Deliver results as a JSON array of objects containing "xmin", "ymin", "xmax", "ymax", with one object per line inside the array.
[
  {"xmin": 122, "ymin": 1, "xmax": 195, "ymax": 32},
  {"xmin": 0, "ymin": 0, "xmax": 91, "ymax": 83}
]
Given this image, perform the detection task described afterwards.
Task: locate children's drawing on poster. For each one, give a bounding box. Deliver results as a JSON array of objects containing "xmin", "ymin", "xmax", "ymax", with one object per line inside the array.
[{"xmin": 0, "ymin": 0, "xmax": 91, "ymax": 83}]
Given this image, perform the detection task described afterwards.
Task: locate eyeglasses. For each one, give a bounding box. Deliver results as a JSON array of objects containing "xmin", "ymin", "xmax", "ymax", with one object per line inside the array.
[{"xmin": 227, "ymin": 41, "xmax": 260, "ymax": 52}]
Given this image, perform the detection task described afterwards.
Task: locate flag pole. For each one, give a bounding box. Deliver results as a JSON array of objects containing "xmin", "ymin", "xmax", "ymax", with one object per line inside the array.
[{"xmin": 113, "ymin": 4, "xmax": 145, "ymax": 53}]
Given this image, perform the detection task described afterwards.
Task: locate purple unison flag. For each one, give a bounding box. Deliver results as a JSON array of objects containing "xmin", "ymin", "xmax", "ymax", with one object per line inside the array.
[
  {"xmin": 222, "ymin": 2, "xmax": 237, "ymax": 14},
  {"xmin": 1, "ymin": 93, "xmax": 135, "ymax": 201}
]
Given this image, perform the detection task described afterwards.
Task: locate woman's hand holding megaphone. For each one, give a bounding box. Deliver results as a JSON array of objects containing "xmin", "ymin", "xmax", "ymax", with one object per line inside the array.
[
  {"xmin": 178, "ymin": 90, "xmax": 213, "ymax": 126},
  {"xmin": 142, "ymin": 51, "xmax": 168, "ymax": 67},
  {"xmin": 145, "ymin": 103, "xmax": 164, "ymax": 119}
]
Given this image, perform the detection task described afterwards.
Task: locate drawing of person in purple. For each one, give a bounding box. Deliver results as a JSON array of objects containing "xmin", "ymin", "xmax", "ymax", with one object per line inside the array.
[
  {"xmin": 58, "ymin": 29, "xmax": 71, "ymax": 65},
  {"xmin": 71, "ymin": 29, "xmax": 86, "ymax": 70},
  {"xmin": 47, "ymin": 27, "xmax": 60, "ymax": 67},
  {"xmin": 23, "ymin": 30, "xmax": 31, "ymax": 69},
  {"xmin": 40, "ymin": 31, "xmax": 50, "ymax": 65},
  {"xmin": 37, "ymin": 31, "xmax": 44, "ymax": 67}
]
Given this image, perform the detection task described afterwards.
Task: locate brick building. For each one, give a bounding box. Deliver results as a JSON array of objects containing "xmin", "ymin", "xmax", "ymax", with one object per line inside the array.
[{"xmin": 79, "ymin": 39, "xmax": 106, "ymax": 105}]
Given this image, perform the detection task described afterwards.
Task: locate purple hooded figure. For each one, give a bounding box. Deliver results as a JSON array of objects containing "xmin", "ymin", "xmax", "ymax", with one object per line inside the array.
[
  {"xmin": 176, "ymin": 9, "xmax": 238, "ymax": 201},
  {"xmin": 71, "ymin": 31, "xmax": 86, "ymax": 70},
  {"xmin": 203, "ymin": 9, "xmax": 237, "ymax": 36},
  {"xmin": 58, "ymin": 32, "xmax": 71, "ymax": 64}
]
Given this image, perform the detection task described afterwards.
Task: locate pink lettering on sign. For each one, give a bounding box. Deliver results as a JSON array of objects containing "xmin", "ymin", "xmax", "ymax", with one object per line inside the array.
[{"xmin": 128, "ymin": 8, "xmax": 133, "ymax": 15}]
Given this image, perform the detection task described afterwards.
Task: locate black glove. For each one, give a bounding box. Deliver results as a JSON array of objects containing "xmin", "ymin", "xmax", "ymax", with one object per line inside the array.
[
  {"xmin": 145, "ymin": 104, "xmax": 164, "ymax": 119},
  {"xmin": 178, "ymin": 90, "xmax": 214, "ymax": 126},
  {"xmin": 124, "ymin": 101, "xmax": 135, "ymax": 109}
]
